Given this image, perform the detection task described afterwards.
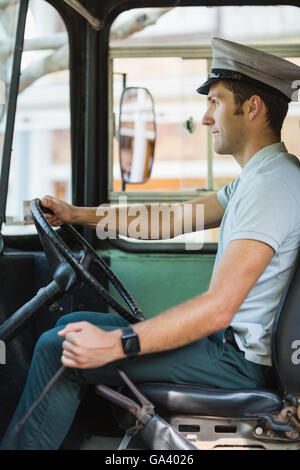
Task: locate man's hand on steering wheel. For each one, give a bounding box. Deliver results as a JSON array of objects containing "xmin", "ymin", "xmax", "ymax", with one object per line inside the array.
[
  {"xmin": 41, "ymin": 195, "xmax": 76, "ymax": 227},
  {"xmin": 30, "ymin": 198, "xmax": 145, "ymax": 324}
]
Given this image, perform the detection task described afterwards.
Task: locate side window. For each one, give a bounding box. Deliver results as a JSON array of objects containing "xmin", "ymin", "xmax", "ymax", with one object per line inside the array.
[
  {"xmin": 1, "ymin": 0, "xmax": 70, "ymax": 235},
  {"xmin": 112, "ymin": 57, "xmax": 210, "ymax": 194},
  {"xmin": 109, "ymin": 6, "xmax": 300, "ymax": 246}
]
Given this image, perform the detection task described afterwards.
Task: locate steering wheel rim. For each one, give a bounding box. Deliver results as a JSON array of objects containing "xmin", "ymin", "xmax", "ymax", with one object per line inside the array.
[{"xmin": 30, "ymin": 198, "xmax": 145, "ymax": 324}]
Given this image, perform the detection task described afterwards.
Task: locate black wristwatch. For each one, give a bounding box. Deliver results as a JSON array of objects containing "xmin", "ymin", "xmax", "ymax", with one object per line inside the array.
[{"xmin": 121, "ymin": 325, "xmax": 140, "ymax": 359}]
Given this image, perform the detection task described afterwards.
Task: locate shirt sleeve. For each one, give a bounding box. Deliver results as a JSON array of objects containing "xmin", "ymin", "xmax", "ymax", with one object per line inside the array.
[
  {"xmin": 230, "ymin": 175, "xmax": 298, "ymax": 252},
  {"xmin": 217, "ymin": 177, "xmax": 240, "ymax": 209}
]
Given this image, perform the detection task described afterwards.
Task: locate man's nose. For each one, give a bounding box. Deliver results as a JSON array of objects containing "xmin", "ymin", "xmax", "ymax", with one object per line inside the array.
[{"xmin": 201, "ymin": 109, "xmax": 214, "ymax": 127}]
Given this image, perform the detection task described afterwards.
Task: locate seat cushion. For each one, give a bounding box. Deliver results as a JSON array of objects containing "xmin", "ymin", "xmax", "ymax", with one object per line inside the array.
[{"xmin": 138, "ymin": 383, "xmax": 283, "ymax": 418}]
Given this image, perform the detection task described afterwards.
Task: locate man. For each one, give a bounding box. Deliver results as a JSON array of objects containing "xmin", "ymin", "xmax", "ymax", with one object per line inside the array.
[{"xmin": 1, "ymin": 38, "xmax": 300, "ymax": 450}]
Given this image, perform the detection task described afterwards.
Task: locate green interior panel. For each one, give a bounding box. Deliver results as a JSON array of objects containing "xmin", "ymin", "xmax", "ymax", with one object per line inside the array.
[{"xmin": 101, "ymin": 249, "xmax": 216, "ymax": 318}]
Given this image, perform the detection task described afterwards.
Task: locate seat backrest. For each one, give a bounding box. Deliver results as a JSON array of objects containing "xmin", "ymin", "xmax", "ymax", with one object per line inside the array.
[{"xmin": 272, "ymin": 251, "xmax": 300, "ymax": 395}]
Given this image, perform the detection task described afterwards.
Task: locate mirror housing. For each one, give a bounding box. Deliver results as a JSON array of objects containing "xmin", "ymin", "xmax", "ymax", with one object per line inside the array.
[{"xmin": 118, "ymin": 87, "xmax": 156, "ymax": 189}]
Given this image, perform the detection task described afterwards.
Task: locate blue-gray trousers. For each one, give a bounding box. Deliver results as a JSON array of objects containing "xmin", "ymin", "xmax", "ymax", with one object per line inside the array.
[{"xmin": 0, "ymin": 311, "xmax": 275, "ymax": 450}]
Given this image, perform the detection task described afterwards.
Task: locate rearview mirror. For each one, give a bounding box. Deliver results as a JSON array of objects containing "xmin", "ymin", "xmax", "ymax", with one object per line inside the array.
[{"xmin": 119, "ymin": 87, "xmax": 156, "ymax": 190}]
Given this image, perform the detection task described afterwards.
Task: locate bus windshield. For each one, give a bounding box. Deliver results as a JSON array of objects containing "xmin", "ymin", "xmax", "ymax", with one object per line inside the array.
[{"xmin": 0, "ymin": 0, "xmax": 21, "ymax": 165}]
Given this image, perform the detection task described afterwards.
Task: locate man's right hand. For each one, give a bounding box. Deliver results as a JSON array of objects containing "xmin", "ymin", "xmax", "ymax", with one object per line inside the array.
[{"xmin": 41, "ymin": 195, "xmax": 76, "ymax": 227}]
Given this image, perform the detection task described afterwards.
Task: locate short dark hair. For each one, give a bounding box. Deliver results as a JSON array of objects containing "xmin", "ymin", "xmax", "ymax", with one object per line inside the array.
[{"xmin": 223, "ymin": 79, "xmax": 289, "ymax": 139}]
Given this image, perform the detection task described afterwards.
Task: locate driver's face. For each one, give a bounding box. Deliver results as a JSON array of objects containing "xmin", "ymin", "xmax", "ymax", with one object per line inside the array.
[{"xmin": 201, "ymin": 81, "xmax": 247, "ymax": 156}]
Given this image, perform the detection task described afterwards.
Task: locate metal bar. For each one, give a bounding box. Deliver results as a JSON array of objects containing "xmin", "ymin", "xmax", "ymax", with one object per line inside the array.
[
  {"xmin": 95, "ymin": 384, "xmax": 140, "ymax": 416},
  {"xmin": 206, "ymin": 58, "xmax": 213, "ymax": 191},
  {"xmin": 63, "ymin": 0, "xmax": 101, "ymax": 30},
  {"xmin": 109, "ymin": 190, "xmax": 214, "ymax": 203},
  {"xmin": 109, "ymin": 43, "xmax": 300, "ymax": 60},
  {"xmin": 0, "ymin": 0, "xmax": 29, "ymax": 231},
  {"xmin": 1, "ymin": 365, "xmax": 66, "ymax": 449},
  {"xmin": 83, "ymin": 24, "xmax": 98, "ymax": 245},
  {"xmin": 118, "ymin": 368, "xmax": 154, "ymax": 409},
  {"xmin": 108, "ymin": 57, "xmax": 114, "ymax": 195}
]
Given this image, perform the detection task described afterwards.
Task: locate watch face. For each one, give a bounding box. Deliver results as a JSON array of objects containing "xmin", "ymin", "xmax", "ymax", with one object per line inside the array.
[
  {"xmin": 125, "ymin": 336, "xmax": 139, "ymax": 354},
  {"xmin": 122, "ymin": 329, "xmax": 140, "ymax": 358}
]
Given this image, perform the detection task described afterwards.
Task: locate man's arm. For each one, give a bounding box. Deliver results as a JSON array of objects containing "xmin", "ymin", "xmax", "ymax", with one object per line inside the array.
[
  {"xmin": 41, "ymin": 192, "xmax": 224, "ymax": 239},
  {"xmin": 58, "ymin": 238, "xmax": 274, "ymax": 368},
  {"xmin": 184, "ymin": 192, "xmax": 225, "ymax": 230}
]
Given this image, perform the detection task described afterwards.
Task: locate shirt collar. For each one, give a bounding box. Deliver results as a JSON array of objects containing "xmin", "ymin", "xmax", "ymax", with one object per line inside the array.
[{"xmin": 239, "ymin": 142, "xmax": 287, "ymax": 181}]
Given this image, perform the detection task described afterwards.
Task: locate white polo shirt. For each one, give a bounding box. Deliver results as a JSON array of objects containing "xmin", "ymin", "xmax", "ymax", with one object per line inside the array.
[{"xmin": 216, "ymin": 142, "xmax": 300, "ymax": 366}]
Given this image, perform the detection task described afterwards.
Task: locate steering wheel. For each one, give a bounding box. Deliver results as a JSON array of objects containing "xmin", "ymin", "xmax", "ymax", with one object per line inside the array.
[{"xmin": 30, "ymin": 198, "xmax": 145, "ymax": 324}]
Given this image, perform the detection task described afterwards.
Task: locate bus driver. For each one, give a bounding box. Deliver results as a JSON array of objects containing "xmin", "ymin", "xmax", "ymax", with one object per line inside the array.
[{"xmin": 2, "ymin": 38, "xmax": 300, "ymax": 450}]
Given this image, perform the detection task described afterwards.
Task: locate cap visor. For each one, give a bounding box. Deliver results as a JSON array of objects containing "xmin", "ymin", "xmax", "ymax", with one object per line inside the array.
[{"xmin": 196, "ymin": 77, "xmax": 219, "ymax": 95}]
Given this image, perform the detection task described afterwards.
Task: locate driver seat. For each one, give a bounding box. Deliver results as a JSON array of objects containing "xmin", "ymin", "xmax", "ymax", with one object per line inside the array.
[{"xmin": 135, "ymin": 254, "xmax": 300, "ymax": 450}]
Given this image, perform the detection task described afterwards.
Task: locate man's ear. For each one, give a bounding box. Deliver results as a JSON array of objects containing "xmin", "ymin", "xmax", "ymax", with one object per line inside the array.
[{"xmin": 247, "ymin": 95, "xmax": 263, "ymax": 121}]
